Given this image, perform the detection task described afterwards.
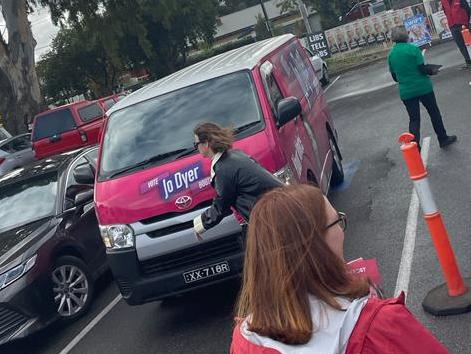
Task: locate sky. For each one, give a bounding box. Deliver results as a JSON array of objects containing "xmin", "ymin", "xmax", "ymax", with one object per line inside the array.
[{"xmin": 0, "ymin": 6, "xmax": 59, "ymax": 60}]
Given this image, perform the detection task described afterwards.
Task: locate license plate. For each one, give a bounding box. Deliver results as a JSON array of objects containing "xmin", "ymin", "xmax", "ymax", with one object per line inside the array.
[{"xmin": 183, "ymin": 261, "xmax": 230, "ymax": 284}]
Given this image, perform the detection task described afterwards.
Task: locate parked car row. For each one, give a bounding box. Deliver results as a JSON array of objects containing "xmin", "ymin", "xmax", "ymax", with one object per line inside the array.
[{"xmin": 1, "ymin": 35, "xmax": 342, "ymax": 346}]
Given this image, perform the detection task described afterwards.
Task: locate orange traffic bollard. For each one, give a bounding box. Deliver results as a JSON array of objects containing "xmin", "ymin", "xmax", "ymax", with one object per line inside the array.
[
  {"xmin": 461, "ymin": 26, "xmax": 471, "ymax": 59},
  {"xmin": 398, "ymin": 133, "xmax": 471, "ymax": 316}
]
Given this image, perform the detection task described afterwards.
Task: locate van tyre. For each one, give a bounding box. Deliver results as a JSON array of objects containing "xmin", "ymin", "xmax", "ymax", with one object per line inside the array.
[
  {"xmin": 320, "ymin": 66, "xmax": 330, "ymax": 86},
  {"xmin": 51, "ymin": 256, "xmax": 94, "ymax": 323},
  {"xmin": 330, "ymin": 137, "xmax": 344, "ymax": 187}
]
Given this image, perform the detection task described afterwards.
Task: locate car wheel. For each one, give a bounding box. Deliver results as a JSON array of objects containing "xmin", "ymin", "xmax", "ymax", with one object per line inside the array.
[
  {"xmin": 330, "ymin": 136, "xmax": 344, "ymax": 187},
  {"xmin": 320, "ymin": 66, "xmax": 330, "ymax": 86},
  {"xmin": 51, "ymin": 256, "xmax": 94, "ymax": 322}
]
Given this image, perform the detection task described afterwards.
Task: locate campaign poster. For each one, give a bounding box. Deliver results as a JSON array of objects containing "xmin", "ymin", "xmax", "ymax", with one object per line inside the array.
[
  {"xmin": 391, "ymin": 10, "xmax": 404, "ymax": 27},
  {"xmin": 371, "ymin": 15, "xmax": 387, "ymax": 43},
  {"xmin": 404, "ymin": 14, "xmax": 432, "ymax": 46},
  {"xmin": 361, "ymin": 18, "xmax": 377, "ymax": 46},
  {"xmin": 325, "ymin": 30, "xmax": 339, "ymax": 55},
  {"xmin": 432, "ymin": 10, "xmax": 452, "ymax": 40},
  {"xmin": 335, "ymin": 27, "xmax": 349, "ymax": 52},
  {"xmin": 354, "ymin": 21, "xmax": 367, "ymax": 48},
  {"xmin": 306, "ymin": 31, "xmax": 331, "ymax": 58},
  {"xmin": 344, "ymin": 24, "xmax": 358, "ymax": 50},
  {"xmin": 401, "ymin": 6, "xmax": 415, "ymax": 21},
  {"xmin": 380, "ymin": 12, "xmax": 394, "ymax": 41}
]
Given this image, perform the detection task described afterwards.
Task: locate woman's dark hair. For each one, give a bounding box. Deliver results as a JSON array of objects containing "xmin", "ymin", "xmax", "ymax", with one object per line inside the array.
[
  {"xmin": 194, "ymin": 122, "xmax": 234, "ymax": 153},
  {"xmin": 391, "ymin": 25, "xmax": 409, "ymax": 43},
  {"xmin": 236, "ymin": 184, "xmax": 369, "ymax": 345}
]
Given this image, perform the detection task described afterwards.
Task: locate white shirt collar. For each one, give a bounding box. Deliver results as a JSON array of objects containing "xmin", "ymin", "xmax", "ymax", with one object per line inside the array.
[{"xmin": 211, "ymin": 152, "xmax": 223, "ymax": 180}]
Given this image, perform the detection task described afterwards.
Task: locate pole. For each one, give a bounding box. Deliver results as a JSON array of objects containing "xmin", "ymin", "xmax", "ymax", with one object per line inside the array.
[
  {"xmin": 259, "ymin": 0, "xmax": 274, "ymax": 37},
  {"xmin": 297, "ymin": 0, "xmax": 312, "ymax": 34}
]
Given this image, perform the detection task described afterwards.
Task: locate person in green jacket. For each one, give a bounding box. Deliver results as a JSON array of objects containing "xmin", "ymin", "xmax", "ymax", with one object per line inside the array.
[{"xmin": 388, "ymin": 26, "xmax": 457, "ymax": 149}]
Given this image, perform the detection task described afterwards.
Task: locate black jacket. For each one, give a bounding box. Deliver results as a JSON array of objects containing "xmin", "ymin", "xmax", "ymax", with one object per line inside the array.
[{"xmin": 200, "ymin": 150, "xmax": 282, "ymax": 231}]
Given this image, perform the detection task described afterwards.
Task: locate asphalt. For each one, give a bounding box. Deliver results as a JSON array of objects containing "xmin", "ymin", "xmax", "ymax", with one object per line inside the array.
[{"xmin": 4, "ymin": 43, "xmax": 471, "ymax": 354}]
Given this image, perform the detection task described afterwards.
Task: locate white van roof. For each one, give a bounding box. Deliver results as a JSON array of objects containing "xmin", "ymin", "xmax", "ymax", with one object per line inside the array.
[{"xmin": 108, "ymin": 34, "xmax": 294, "ymax": 116}]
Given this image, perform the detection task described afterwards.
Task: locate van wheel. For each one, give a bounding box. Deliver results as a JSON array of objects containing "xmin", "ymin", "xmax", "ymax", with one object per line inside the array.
[
  {"xmin": 51, "ymin": 256, "xmax": 94, "ymax": 323},
  {"xmin": 320, "ymin": 66, "xmax": 330, "ymax": 86},
  {"xmin": 330, "ymin": 137, "xmax": 344, "ymax": 187}
]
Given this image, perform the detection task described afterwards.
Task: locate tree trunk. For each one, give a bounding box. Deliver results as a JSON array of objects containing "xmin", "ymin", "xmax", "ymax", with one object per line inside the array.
[{"xmin": 0, "ymin": 0, "xmax": 41, "ymax": 135}]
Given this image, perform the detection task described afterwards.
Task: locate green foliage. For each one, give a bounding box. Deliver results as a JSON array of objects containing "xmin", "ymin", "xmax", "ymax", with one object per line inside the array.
[
  {"xmin": 35, "ymin": 0, "xmax": 219, "ymax": 101},
  {"xmin": 255, "ymin": 14, "xmax": 271, "ymax": 40}
]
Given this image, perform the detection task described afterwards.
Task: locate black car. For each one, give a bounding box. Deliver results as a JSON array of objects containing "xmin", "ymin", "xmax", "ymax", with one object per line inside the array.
[{"xmin": 0, "ymin": 147, "xmax": 106, "ymax": 345}]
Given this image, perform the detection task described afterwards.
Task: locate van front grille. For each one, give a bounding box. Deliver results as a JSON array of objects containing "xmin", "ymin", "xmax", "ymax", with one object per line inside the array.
[
  {"xmin": 139, "ymin": 200, "xmax": 213, "ymax": 225},
  {"xmin": 140, "ymin": 236, "xmax": 244, "ymax": 277},
  {"xmin": 147, "ymin": 221, "xmax": 194, "ymax": 238}
]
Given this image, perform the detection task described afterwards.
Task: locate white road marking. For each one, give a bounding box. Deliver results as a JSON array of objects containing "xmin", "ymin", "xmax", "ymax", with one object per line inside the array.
[
  {"xmin": 58, "ymin": 294, "xmax": 122, "ymax": 354},
  {"xmin": 394, "ymin": 137, "xmax": 431, "ymax": 298},
  {"xmin": 324, "ymin": 75, "xmax": 341, "ymax": 93},
  {"xmin": 327, "ymin": 82, "xmax": 397, "ymax": 104}
]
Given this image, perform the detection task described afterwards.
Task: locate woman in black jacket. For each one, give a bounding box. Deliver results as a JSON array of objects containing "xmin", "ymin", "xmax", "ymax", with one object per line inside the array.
[{"xmin": 192, "ymin": 122, "xmax": 282, "ymax": 239}]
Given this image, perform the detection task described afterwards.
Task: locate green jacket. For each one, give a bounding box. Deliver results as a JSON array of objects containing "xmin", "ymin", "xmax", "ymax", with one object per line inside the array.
[{"xmin": 388, "ymin": 42, "xmax": 433, "ymax": 100}]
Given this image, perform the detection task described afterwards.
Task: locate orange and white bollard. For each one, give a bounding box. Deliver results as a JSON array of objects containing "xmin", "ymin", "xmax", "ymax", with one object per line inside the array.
[
  {"xmin": 398, "ymin": 133, "xmax": 471, "ymax": 316},
  {"xmin": 462, "ymin": 26, "xmax": 471, "ymax": 61}
]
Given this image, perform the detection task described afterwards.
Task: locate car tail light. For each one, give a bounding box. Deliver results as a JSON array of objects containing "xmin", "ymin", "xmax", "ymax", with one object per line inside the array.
[{"xmin": 0, "ymin": 157, "xmax": 5, "ymax": 165}]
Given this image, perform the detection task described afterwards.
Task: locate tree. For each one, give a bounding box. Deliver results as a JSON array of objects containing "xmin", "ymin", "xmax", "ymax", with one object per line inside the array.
[
  {"xmin": 37, "ymin": 25, "xmax": 122, "ymax": 105},
  {"xmin": 254, "ymin": 14, "xmax": 271, "ymax": 41},
  {"xmin": 43, "ymin": 0, "xmax": 219, "ymax": 78},
  {"xmin": 0, "ymin": 0, "xmax": 41, "ymax": 134}
]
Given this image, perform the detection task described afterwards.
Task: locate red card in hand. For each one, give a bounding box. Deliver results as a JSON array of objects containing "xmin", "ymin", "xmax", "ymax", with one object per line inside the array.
[{"xmin": 347, "ymin": 258, "xmax": 382, "ymax": 285}]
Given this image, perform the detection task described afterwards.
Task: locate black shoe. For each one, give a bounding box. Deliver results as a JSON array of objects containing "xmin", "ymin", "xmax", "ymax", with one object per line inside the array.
[{"xmin": 439, "ymin": 135, "xmax": 457, "ymax": 148}]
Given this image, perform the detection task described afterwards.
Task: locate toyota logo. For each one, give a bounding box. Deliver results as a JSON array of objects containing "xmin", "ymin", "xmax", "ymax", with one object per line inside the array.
[{"xmin": 175, "ymin": 196, "xmax": 193, "ymax": 210}]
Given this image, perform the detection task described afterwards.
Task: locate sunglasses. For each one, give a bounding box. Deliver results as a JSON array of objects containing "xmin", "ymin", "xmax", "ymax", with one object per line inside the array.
[
  {"xmin": 325, "ymin": 212, "xmax": 347, "ymax": 231},
  {"xmin": 193, "ymin": 141, "xmax": 204, "ymax": 149}
]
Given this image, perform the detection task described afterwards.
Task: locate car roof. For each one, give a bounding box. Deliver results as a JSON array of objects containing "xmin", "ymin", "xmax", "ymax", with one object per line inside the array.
[
  {"xmin": 35, "ymin": 100, "xmax": 92, "ymax": 118},
  {"xmin": 108, "ymin": 34, "xmax": 294, "ymax": 116},
  {"xmin": 0, "ymin": 146, "xmax": 98, "ymax": 186}
]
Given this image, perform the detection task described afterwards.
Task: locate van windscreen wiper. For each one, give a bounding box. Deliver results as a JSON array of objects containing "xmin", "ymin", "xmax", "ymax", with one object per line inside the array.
[
  {"xmin": 106, "ymin": 148, "xmax": 191, "ymax": 179},
  {"xmin": 234, "ymin": 121, "xmax": 261, "ymax": 135}
]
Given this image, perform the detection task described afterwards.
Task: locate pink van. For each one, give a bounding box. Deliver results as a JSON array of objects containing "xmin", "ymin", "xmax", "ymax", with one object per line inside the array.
[{"xmin": 93, "ymin": 35, "xmax": 344, "ymax": 305}]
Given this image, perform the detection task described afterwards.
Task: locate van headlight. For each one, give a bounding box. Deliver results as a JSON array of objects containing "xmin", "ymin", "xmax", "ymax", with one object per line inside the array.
[
  {"xmin": 0, "ymin": 255, "xmax": 37, "ymax": 289},
  {"xmin": 99, "ymin": 224, "xmax": 134, "ymax": 250},
  {"xmin": 274, "ymin": 165, "xmax": 295, "ymax": 185}
]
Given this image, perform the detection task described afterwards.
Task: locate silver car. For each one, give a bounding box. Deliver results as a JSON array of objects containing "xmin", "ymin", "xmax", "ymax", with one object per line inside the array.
[
  {"xmin": 305, "ymin": 47, "xmax": 330, "ymax": 86},
  {"xmin": 0, "ymin": 133, "xmax": 36, "ymax": 175}
]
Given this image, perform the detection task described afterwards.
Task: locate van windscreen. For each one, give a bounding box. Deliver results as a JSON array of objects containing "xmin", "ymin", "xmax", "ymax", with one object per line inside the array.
[
  {"xmin": 99, "ymin": 71, "xmax": 262, "ymax": 179},
  {"xmin": 33, "ymin": 109, "xmax": 76, "ymax": 141}
]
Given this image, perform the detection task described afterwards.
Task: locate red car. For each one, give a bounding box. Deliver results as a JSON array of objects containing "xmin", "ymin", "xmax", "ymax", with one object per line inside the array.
[
  {"xmin": 32, "ymin": 100, "xmax": 105, "ymax": 159},
  {"xmin": 97, "ymin": 93, "xmax": 126, "ymax": 112}
]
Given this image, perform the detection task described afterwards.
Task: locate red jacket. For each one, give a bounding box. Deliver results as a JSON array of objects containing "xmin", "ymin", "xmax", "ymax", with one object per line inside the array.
[
  {"xmin": 230, "ymin": 294, "xmax": 449, "ymax": 354},
  {"xmin": 442, "ymin": 0, "xmax": 470, "ymax": 27}
]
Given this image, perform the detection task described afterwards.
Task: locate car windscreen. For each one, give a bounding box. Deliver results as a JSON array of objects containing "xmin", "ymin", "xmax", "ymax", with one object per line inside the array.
[
  {"xmin": 99, "ymin": 71, "xmax": 262, "ymax": 179},
  {"xmin": 33, "ymin": 109, "xmax": 76, "ymax": 141},
  {"xmin": 78, "ymin": 102, "xmax": 104, "ymax": 122},
  {"xmin": 0, "ymin": 172, "xmax": 58, "ymax": 230}
]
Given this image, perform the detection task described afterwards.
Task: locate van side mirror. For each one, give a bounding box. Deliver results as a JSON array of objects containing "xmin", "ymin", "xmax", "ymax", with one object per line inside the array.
[
  {"xmin": 277, "ymin": 97, "xmax": 302, "ymax": 128},
  {"xmin": 74, "ymin": 164, "xmax": 95, "ymax": 185},
  {"xmin": 74, "ymin": 189, "xmax": 94, "ymax": 206}
]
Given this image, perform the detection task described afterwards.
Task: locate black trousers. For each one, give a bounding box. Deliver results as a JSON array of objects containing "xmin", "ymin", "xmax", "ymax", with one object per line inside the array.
[
  {"xmin": 402, "ymin": 91, "xmax": 448, "ymax": 144},
  {"xmin": 450, "ymin": 25, "xmax": 471, "ymax": 64}
]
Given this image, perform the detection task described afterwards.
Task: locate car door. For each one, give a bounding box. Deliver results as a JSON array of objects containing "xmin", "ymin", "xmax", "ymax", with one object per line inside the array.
[
  {"xmin": 9, "ymin": 134, "xmax": 35, "ymax": 167},
  {"xmin": 62, "ymin": 151, "xmax": 105, "ymax": 272},
  {"xmin": 33, "ymin": 109, "xmax": 83, "ymax": 159}
]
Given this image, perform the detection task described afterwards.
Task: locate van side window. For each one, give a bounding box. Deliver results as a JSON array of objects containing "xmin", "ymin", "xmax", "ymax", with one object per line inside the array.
[
  {"xmin": 261, "ymin": 61, "xmax": 284, "ymax": 118},
  {"xmin": 78, "ymin": 103, "xmax": 104, "ymax": 122}
]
